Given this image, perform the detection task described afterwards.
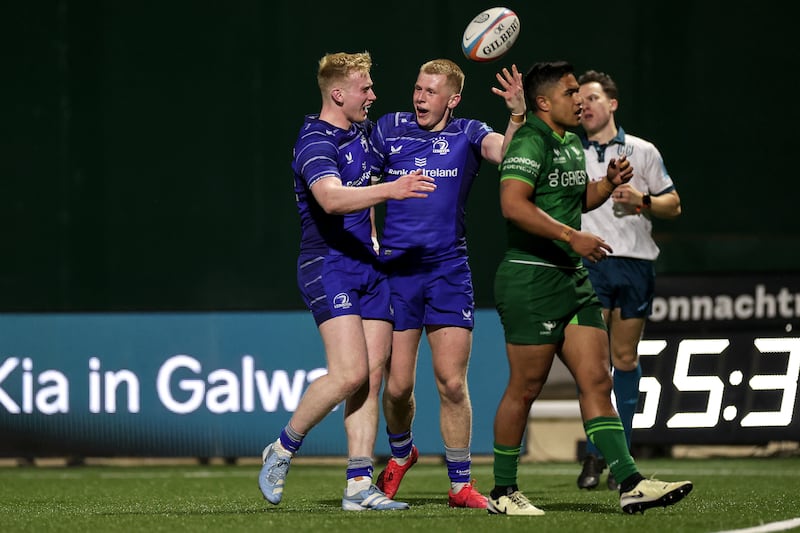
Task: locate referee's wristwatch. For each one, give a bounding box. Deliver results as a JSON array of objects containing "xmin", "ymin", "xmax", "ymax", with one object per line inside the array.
[{"xmin": 641, "ymin": 194, "xmax": 652, "ymax": 208}]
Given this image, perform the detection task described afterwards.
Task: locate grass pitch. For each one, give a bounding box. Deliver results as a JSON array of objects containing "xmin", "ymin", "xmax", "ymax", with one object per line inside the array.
[{"xmin": 1, "ymin": 457, "xmax": 798, "ymax": 532}]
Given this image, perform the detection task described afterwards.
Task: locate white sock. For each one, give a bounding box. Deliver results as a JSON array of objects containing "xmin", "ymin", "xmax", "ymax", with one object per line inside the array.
[
  {"xmin": 346, "ymin": 476, "xmax": 371, "ymax": 496},
  {"xmin": 451, "ymin": 481, "xmax": 468, "ymax": 494}
]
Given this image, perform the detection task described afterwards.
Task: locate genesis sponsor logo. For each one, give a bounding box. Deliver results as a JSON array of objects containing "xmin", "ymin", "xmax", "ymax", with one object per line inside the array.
[{"xmin": 547, "ymin": 169, "xmax": 587, "ymax": 188}]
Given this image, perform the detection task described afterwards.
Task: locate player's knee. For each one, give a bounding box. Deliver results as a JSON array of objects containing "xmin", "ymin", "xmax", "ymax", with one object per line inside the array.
[
  {"xmin": 611, "ymin": 350, "xmax": 639, "ymax": 371},
  {"xmin": 438, "ymin": 377, "xmax": 467, "ymax": 404}
]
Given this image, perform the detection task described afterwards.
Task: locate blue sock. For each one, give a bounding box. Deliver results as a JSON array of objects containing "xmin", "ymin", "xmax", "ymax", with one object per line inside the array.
[
  {"xmin": 346, "ymin": 456, "xmax": 374, "ymax": 480},
  {"xmin": 445, "ymin": 446, "xmax": 471, "ymax": 483},
  {"xmin": 585, "ymin": 436, "xmax": 602, "ymax": 459},
  {"xmin": 387, "ymin": 427, "xmax": 413, "ymax": 459},
  {"xmin": 613, "ymin": 366, "xmax": 643, "ymax": 450},
  {"xmin": 279, "ymin": 424, "xmax": 304, "ymax": 454}
]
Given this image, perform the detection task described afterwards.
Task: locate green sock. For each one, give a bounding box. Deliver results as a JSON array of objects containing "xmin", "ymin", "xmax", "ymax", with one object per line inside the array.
[
  {"xmin": 584, "ymin": 416, "xmax": 638, "ymax": 483},
  {"xmin": 493, "ymin": 443, "xmax": 521, "ymax": 487}
]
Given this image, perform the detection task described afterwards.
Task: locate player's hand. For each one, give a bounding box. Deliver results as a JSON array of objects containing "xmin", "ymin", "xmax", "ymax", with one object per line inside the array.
[
  {"xmin": 391, "ymin": 170, "xmax": 436, "ymax": 199},
  {"xmin": 611, "ymin": 183, "xmax": 644, "ymax": 215},
  {"xmin": 492, "ymin": 64, "xmax": 525, "ymax": 115},
  {"xmin": 606, "ymin": 155, "xmax": 633, "ymax": 186},
  {"xmin": 568, "ymin": 230, "xmax": 613, "ymax": 263}
]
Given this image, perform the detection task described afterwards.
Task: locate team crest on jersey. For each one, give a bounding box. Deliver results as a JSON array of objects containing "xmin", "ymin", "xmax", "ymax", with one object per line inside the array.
[
  {"xmin": 360, "ymin": 136, "xmax": 369, "ymax": 152},
  {"xmin": 432, "ymin": 137, "xmax": 450, "ymax": 155},
  {"xmin": 333, "ymin": 292, "xmax": 352, "ymax": 310},
  {"xmin": 390, "ymin": 145, "xmax": 403, "ymax": 155},
  {"xmin": 617, "ymin": 144, "xmax": 634, "ymax": 157},
  {"xmin": 414, "ymin": 157, "xmax": 427, "ymax": 167}
]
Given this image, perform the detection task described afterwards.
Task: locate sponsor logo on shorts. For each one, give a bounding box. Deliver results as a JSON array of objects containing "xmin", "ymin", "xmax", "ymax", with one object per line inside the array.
[
  {"xmin": 540, "ymin": 321, "xmax": 556, "ymax": 335},
  {"xmin": 333, "ymin": 292, "xmax": 352, "ymax": 310}
]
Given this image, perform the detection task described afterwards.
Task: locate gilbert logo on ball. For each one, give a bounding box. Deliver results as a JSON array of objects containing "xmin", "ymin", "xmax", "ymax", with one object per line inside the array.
[{"xmin": 462, "ymin": 7, "xmax": 520, "ymax": 63}]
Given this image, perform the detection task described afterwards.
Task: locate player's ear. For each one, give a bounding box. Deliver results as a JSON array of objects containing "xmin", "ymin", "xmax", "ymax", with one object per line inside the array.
[
  {"xmin": 332, "ymin": 88, "xmax": 345, "ymax": 105},
  {"xmin": 535, "ymin": 94, "xmax": 549, "ymax": 112},
  {"xmin": 448, "ymin": 93, "xmax": 462, "ymax": 109},
  {"xmin": 610, "ymin": 98, "xmax": 619, "ymax": 112}
]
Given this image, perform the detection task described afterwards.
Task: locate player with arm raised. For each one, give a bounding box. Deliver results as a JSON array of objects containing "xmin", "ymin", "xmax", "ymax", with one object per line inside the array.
[{"xmin": 371, "ymin": 59, "xmax": 525, "ymax": 508}]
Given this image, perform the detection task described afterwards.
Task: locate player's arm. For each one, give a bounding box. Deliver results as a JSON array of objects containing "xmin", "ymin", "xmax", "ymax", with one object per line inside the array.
[
  {"xmin": 646, "ymin": 189, "xmax": 681, "ymax": 218},
  {"xmin": 311, "ymin": 172, "xmax": 436, "ymax": 215},
  {"xmin": 483, "ymin": 65, "xmax": 526, "ymax": 164},
  {"xmin": 584, "ymin": 155, "xmax": 634, "ymax": 211},
  {"xmin": 611, "ymin": 185, "xmax": 682, "ymax": 218},
  {"xmin": 500, "ymin": 177, "xmax": 612, "ymax": 263}
]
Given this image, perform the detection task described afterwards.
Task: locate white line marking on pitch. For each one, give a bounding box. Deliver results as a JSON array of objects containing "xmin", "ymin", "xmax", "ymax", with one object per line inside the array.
[{"xmin": 711, "ymin": 517, "xmax": 800, "ymax": 533}]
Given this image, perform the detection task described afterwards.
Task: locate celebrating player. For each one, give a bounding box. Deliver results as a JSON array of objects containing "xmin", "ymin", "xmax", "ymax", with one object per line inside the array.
[{"xmin": 370, "ymin": 59, "xmax": 526, "ymax": 508}]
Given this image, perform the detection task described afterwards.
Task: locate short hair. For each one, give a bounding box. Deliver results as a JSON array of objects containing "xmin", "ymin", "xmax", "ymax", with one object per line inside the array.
[
  {"xmin": 578, "ymin": 69, "xmax": 618, "ymax": 99},
  {"xmin": 317, "ymin": 51, "xmax": 372, "ymax": 92},
  {"xmin": 419, "ymin": 58, "xmax": 465, "ymax": 94},
  {"xmin": 524, "ymin": 61, "xmax": 574, "ymax": 109}
]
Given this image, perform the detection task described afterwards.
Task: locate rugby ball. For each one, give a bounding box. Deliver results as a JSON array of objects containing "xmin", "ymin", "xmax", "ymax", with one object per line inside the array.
[{"xmin": 461, "ymin": 7, "xmax": 520, "ymax": 63}]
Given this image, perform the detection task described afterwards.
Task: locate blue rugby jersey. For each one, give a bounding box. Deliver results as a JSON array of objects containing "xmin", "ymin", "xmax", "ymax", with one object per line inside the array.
[
  {"xmin": 371, "ymin": 112, "xmax": 491, "ymax": 262},
  {"xmin": 292, "ymin": 114, "xmax": 374, "ymax": 257}
]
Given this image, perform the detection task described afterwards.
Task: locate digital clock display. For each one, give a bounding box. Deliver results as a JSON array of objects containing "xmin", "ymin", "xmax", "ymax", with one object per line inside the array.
[{"xmin": 633, "ymin": 334, "xmax": 800, "ymax": 444}]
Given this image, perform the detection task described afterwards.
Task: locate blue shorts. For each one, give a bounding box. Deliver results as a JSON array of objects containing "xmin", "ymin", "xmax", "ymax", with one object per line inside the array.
[
  {"xmin": 386, "ymin": 256, "xmax": 474, "ymax": 331},
  {"xmin": 297, "ymin": 253, "xmax": 393, "ymax": 326},
  {"xmin": 583, "ymin": 257, "xmax": 655, "ymax": 319}
]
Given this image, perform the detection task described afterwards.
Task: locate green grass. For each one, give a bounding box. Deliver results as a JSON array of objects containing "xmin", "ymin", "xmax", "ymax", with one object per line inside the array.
[{"xmin": 1, "ymin": 457, "xmax": 799, "ymax": 532}]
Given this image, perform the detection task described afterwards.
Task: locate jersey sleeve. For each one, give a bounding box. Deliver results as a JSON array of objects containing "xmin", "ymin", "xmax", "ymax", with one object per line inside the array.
[
  {"xmin": 642, "ymin": 142, "xmax": 675, "ymax": 196},
  {"xmin": 499, "ymin": 130, "xmax": 543, "ymax": 189},
  {"xmin": 295, "ymin": 130, "xmax": 342, "ymax": 189}
]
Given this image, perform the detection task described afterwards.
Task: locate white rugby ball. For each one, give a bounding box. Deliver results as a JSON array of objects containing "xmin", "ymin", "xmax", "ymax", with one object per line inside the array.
[{"xmin": 461, "ymin": 7, "xmax": 520, "ymax": 63}]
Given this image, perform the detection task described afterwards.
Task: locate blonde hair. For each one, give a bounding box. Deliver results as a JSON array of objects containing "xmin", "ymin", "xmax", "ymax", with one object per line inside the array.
[
  {"xmin": 420, "ymin": 59, "xmax": 465, "ymax": 94},
  {"xmin": 317, "ymin": 51, "xmax": 372, "ymax": 92}
]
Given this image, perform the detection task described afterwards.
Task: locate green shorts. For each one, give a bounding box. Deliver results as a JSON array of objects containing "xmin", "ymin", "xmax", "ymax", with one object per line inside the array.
[{"xmin": 494, "ymin": 259, "xmax": 606, "ymax": 345}]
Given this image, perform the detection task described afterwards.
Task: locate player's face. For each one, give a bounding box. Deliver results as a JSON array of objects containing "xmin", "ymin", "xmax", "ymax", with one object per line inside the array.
[
  {"xmin": 579, "ymin": 81, "xmax": 614, "ymax": 136},
  {"xmin": 341, "ymin": 72, "xmax": 377, "ymax": 123},
  {"xmin": 547, "ymin": 74, "xmax": 582, "ymax": 132},
  {"xmin": 413, "ymin": 73, "xmax": 458, "ymax": 131}
]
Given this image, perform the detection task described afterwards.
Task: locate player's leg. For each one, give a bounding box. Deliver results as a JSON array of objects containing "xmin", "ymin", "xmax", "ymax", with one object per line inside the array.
[
  {"xmin": 342, "ymin": 318, "xmax": 409, "ymax": 511},
  {"xmin": 488, "ymin": 342, "xmax": 553, "ymax": 516},
  {"xmin": 375, "ymin": 327, "xmax": 421, "ymax": 498},
  {"xmin": 605, "ymin": 258, "xmax": 654, "ymax": 489},
  {"xmin": 490, "ymin": 260, "xmax": 566, "ymax": 516},
  {"xmin": 376, "ymin": 264, "xmax": 427, "ymax": 498},
  {"xmin": 427, "ymin": 325, "xmax": 487, "ymax": 508},
  {"xmin": 607, "ymin": 309, "xmax": 645, "ymax": 489},
  {"xmin": 578, "ymin": 260, "xmax": 613, "ymax": 489},
  {"xmin": 561, "ymin": 322, "xmax": 691, "ymax": 514},
  {"xmin": 260, "ymin": 314, "xmax": 370, "ymax": 504}
]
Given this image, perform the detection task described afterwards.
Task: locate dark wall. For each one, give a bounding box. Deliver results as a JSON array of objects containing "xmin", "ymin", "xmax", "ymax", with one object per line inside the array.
[{"xmin": 3, "ymin": 0, "xmax": 797, "ymax": 311}]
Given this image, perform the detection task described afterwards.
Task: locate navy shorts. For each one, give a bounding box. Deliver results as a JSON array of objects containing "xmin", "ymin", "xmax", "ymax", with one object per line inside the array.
[
  {"xmin": 386, "ymin": 255, "xmax": 474, "ymax": 331},
  {"xmin": 583, "ymin": 257, "xmax": 655, "ymax": 319},
  {"xmin": 297, "ymin": 253, "xmax": 393, "ymax": 326}
]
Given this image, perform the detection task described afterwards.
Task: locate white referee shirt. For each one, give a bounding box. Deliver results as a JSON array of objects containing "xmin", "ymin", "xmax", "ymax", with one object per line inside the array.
[{"xmin": 580, "ymin": 127, "xmax": 675, "ymax": 261}]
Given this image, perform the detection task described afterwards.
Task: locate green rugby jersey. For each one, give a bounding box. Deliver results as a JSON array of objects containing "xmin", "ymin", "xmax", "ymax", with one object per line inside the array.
[{"xmin": 499, "ymin": 114, "xmax": 587, "ymax": 268}]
